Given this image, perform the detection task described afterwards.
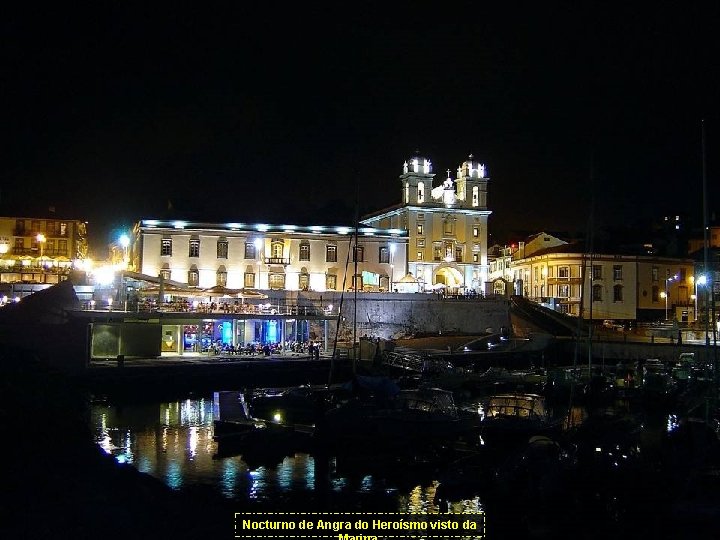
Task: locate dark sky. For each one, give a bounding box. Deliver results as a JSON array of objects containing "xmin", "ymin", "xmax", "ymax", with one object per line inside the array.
[{"xmin": 2, "ymin": 3, "xmax": 719, "ymax": 255}]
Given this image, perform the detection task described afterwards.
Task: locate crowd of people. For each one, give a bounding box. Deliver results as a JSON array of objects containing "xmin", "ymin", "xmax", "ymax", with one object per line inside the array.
[{"xmin": 204, "ymin": 340, "xmax": 323, "ymax": 359}]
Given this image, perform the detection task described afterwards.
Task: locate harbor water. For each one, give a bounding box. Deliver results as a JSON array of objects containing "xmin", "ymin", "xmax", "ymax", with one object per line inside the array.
[{"xmin": 90, "ymin": 380, "xmax": 720, "ymax": 539}]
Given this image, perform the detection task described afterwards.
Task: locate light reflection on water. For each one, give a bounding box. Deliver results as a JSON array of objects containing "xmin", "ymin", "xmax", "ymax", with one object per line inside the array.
[{"xmin": 90, "ymin": 396, "xmax": 485, "ymax": 515}]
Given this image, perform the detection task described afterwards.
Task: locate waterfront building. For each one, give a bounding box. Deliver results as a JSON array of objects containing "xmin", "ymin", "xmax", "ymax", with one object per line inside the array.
[
  {"xmin": 505, "ymin": 236, "xmax": 695, "ymax": 322},
  {"xmin": 360, "ymin": 154, "xmax": 491, "ymax": 294},
  {"xmin": 0, "ymin": 215, "xmax": 88, "ymax": 300},
  {"xmin": 131, "ymin": 220, "xmax": 407, "ymax": 293}
]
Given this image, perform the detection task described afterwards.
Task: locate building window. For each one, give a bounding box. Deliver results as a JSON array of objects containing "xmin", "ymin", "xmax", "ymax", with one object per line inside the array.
[
  {"xmin": 269, "ymin": 273, "xmax": 285, "ymax": 290},
  {"xmin": 352, "ymin": 274, "xmax": 363, "ymax": 291},
  {"xmin": 57, "ymin": 239, "xmax": 68, "ymax": 255},
  {"xmin": 558, "ymin": 266, "xmax": 569, "ymax": 278},
  {"xmin": 417, "ymin": 182, "xmax": 425, "ymax": 203},
  {"xmin": 455, "ymin": 246, "xmax": 463, "ymax": 262},
  {"xmin": 299, "ymin": 241, "xmax": 310, "ymax": 261},
  {"xmin": 326, "ymin": 274, "xmax": 337, "ymax": 290},
  {"xmin": 592, "ymin": 284, "xmax": 603, "ymax": 301},
  {"xmin": 59, "ymin": 222, "xmax": 67, "ymax": 236},
  {"xmin": 559, "ymin": 304, "xmax": 570, "ymax": 314},
  {"xmin": 444, "ymin": 219, "xmax": 454, "ymax": 235},
  {"xmin": 244, "ymin": 242, "xmax": 256, "ymax": 259},
  {"xmin": 433, "ymin": 244, "xmax": 442, "ymax": 261},
  {"xmin": 379, "ymin": 246, "xmax": 390, "ymax": 264},
  {"xmin": 405, "ymin": 182, "xmax": 409, "ymax": 203},
  {"xmin": 613, "ymin": 265, "xmax": 623, "ymax": 280},
  {"xmin": 189, "ymin": 239, "xmax": 200, "ymax": 257},
  {"xmin": 244, "ymin": 272, "xmax": 255, "ymax": 288},
  {"xmin": 299, "ymin": 272, "xmax": 310, "ymax": 291},
  {"xmin": 326, "ymin": 244, "xmax": 337, "ymax": 262},
  {"xmin": 473, "ymin": 226, "xmax": 479, "ymax": 238},
  {"xmin": 417, "ymin": 251, "xmax": 424, "ymax": 261},
  {"xmin": 592, "ymin": 265, "xmax": 602, "ymax": 280},
  {"xmin": 558, "ymin": 284, "xmax": 570, "ymax": 298},
  {"xmin": 652, "ymin": 267, "xmax": 659, "ymax": 282},
  {"xmin": 46, "ymin": 222, "xmax": 57, "ymax": 236},
  {"xmin": 188, "ymin": 269, "xmax": 199, "ymax": 286},
  {"xmin": 160, "ymin": 238, "xmax": 172, "ymax": 256},
  {"xmin": 417, "ymin": 238, "xmax": 425, "ymax": 248},
  {"xmin": 472, "ymin": 186, "xmax": 479, "ymax": 207},
  {"xmin": 216, "ymin": 269, "xmax": 227, "ymax": 287},
  {"xmin": 613, "ymin": 284, "xmax": 623, "ymax": 302},
  {"xmin": 679, "ymin": 268, "xmax": 686, "ymax": 281},
  {"xmin": 473, "ymin": 253, "xmax": 479, "ymax": 263},
  {"xmin": 353, "ymin": 245, "xmax": 364, "ymax": 262},
  {"xmin": 652, "ymin": 285, "xmax": 659, "ymax": 302},
  {"xmin": 217, "ymin": 240, "xmax": 228, "ymax": 259},
  {"xmin": 417, "ymin": 224, "xmax": 424, "ymax": 236},
  {"xmin": 271, "ymin": 241, "xmax": 284, "ymax": 259}
]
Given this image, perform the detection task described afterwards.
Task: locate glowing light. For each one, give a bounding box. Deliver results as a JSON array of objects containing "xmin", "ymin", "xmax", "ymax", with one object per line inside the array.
[
  {"xmin": 93, "ymin": 265, "xmax": 116, "ymax": 286},
  {"xmin": 336, "ymin": 227, "xmax": 351, "ymax": 235},
  {"xmin": 389, "ymin": 243, "xmax": 396, "ymax": 254},
  {"xmin": 144, "ymin": 219, "xmax": 159, "ymax": 226},
  {"xmin": 119, "ymin": 234, "xmax": 130, "ymax": 248},
  {"xmin": 0, "ymin": 243, "xmax": 8, "ymax": 254},
  {"xmin": 256, "ymin": 224, "xmax": 269, "ymax": 232},
  {"xmin": 697, "ymin": 275, "xmax": 707, "ymax": 286},
  {"xmin": 173, "ymin": 221, "xmax": 186, "ymax": 229},
  {"xmin": 273, "ymin": 412, "xmax": 282, "ymax": 423},
  {"xmin": 310, "ymin": 226, "xmax": 324, "ymax": 233},
  {"xmin": 254, "ymin": 238, "xmax": 263, "ymax": 250},
  {"xmin": 227, "ymin": 222, "xmax": 242, "ymax": 229}
]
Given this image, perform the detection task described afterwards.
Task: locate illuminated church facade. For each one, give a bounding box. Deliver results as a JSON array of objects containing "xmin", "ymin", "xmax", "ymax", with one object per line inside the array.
[{"xmin": 361, "ymin": 154, "xmax": 491, "ymax": 293}]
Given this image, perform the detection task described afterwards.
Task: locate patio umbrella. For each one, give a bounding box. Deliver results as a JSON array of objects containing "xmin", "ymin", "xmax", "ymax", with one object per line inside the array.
[{"xmin": 201, "ymin": 286, "xmax": 268, "ymax": 300}]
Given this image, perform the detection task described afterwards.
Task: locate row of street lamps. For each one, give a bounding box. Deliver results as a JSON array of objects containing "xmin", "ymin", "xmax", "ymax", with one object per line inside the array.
[{"xmin": 661, "ymin": 273, "xmax": 709, "ymax": 322}]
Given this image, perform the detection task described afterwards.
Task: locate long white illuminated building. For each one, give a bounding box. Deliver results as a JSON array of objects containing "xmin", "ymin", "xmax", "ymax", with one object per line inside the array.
[{"xmin": 132, "ymin": 220, "xmax": 407, "ymax": 293}]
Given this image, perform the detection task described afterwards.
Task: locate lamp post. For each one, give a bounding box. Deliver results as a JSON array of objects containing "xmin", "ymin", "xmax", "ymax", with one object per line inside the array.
[
  {"xmin": 36, "ymin": 233, "xmax": 46, "ymax": 258},
  {"xmin": 696, "ymin": 274, "xmax": 707, "ymax": 323},
  {"xmin": 663, "ymin": 274, "xmax": 679, "ymax": 321},
  {"xmin": 119, "ymin": 234, "xmax": 130, "ymax": 265},
  {"xmin": 661, "ymin": 291, "xmax": 668, "ymax": 321},
  {"xmin": 36, "ymin": 233, "xmax": 46, "ymax": 283},
  {"xmin": 389, "ymin": 243, "xmax": 396, "ymax": 292},
  {"xmin": 254, "ymin": 238, "xmax": 264, "ymax": 289}
]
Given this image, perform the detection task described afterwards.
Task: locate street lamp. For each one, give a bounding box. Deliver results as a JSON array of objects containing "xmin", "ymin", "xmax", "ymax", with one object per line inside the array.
[
  {"xmin": 254, "ymin": 238, "xmax": 264, "ymax": 289},
  {"xmin": 389, "ymin": 243, "xmax": 396, "ymax": 292},
  {"xmin": 695, "ymin": 274, "xmax": 707, "ymax": 323},
  {"xmin": 664, "ymin": 274, "xmax": 678, "ymax": 321},
  {"xmin": 119, "ymin": 234, "xmax": 130, "ymax": 265},
  {"xmin": 36, "ymin": 233, "xmax": 46, "ymax": 258},
  {"xmin": 660, "ymin": 291, "xmax": 668, "ymax": 321}
]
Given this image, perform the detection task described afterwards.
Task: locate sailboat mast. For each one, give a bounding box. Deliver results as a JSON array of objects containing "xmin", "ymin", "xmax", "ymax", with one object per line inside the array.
[
  {"xmin": 702, "ymin": 119, "xmax": 710, "ymax": 349},
  {"xmin": 587, "ymin": 154, "xmax": 595, "ymax": 373},
  {"xmin": 353, "ymin": 182, "xmax": 359, "ymax": 373}
]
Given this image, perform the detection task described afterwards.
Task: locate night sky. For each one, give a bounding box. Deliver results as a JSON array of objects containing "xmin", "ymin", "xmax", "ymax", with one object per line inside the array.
[{"xmin": 2, "ymin": 3, "xmax": 719, "ymax": 255}]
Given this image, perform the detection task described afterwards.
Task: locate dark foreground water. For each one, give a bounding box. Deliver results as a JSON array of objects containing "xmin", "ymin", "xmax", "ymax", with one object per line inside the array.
[{"xmin": 90, "ymin": 389, "xmax": 720, "ymax": 540}]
